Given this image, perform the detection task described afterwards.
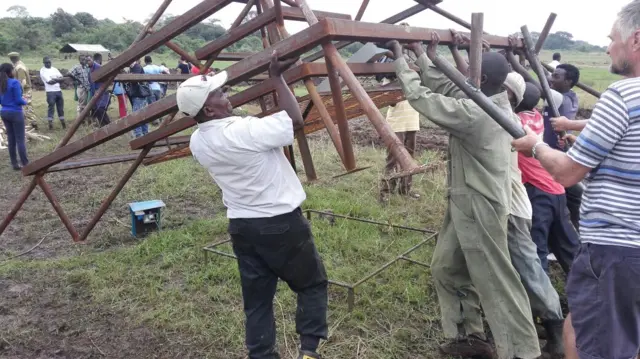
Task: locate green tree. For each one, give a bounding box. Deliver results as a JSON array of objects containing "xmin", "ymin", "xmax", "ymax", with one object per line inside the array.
[
  {"xmin": 74, "ymin": 12, "xmax": 98, "ymax": 28},
  {"xmin": 50, "ymin": 8, "xmax": 80, "ymax": 37},
  {"xmin": 7, "ymin": 5, "xmax": 29, "ymax": 18}
]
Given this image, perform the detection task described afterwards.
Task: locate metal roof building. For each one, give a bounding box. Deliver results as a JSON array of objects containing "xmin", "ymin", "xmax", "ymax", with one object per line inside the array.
[{"xmin": 59, "ymin": 44, "xmax": 110, "ymax": 54}]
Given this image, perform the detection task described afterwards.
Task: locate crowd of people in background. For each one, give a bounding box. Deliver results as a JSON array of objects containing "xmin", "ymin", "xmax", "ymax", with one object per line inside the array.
[{"xmin": 0, "ymin": 52, "xmax": 215, "ymax": 168}]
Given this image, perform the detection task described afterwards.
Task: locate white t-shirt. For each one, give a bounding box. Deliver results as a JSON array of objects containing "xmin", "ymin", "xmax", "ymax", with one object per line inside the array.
[
  {"xmin": 548, "ymin": 60, "xmax": 560, "ymax": 69},
  {"xmin": 40, "ymin": 67, "xmax": 63, "ymax": 92},
  {"xmin": 190, "ymin": 110, "xmax": 306, "ymax": 219}
]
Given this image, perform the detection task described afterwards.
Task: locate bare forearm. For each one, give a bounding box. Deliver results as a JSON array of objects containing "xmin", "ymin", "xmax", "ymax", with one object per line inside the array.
[
  {"xmin": 536, "ymin": 145, "xmax": 584, "ymax": 187},
  {"xmin": 569, "ymin": 120, "xmax": 587, "ymax": 131},
  {"xmin": 450, "ymin": 47, "xmax": 469, "ymax": 76},
  {"xmin": 273, "ymin": 76, "xmax": 304, "ymax": 131}
]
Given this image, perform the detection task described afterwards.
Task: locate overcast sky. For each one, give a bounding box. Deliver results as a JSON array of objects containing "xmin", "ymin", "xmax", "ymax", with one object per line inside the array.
[{"xmin": 1, "ymin": 0, "xmax": 629, "ymax": 47}]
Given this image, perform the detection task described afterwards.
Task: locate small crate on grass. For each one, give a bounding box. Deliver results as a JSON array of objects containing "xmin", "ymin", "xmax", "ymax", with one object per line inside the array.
[{"xmin": 128, "ymin": 200, "xmax": 166, "ymax": 238}]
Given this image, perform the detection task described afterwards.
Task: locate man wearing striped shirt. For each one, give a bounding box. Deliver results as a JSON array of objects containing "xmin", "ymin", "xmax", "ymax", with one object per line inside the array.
[{"xmin": 512, "ymin": 2, "xmax": 640, "ymax": 357}]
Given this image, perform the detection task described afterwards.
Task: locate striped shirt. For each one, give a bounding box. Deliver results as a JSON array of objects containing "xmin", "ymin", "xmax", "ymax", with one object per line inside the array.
[{"xmin": 567, "ymin": 77, "xmax": 640, "ymax": 248}]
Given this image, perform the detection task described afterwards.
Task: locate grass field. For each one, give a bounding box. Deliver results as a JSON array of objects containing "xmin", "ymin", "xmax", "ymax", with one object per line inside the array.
[{"xmin": 0, "ymin": 49, "xmax": 607, "ymax": 358}]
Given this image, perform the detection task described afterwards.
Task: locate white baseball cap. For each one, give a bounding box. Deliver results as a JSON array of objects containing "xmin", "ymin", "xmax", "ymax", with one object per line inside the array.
[
  {"xmin": 177, "ymin": 71, "xmax": 228, "ymax": 116},
  {"xmin": 503, "ymin": 72, "xmax": 526, "ymax": 106}
]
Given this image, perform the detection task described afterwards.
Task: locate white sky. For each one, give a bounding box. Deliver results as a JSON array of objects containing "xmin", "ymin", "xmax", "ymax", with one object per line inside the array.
[{"xmin": 0, "ymin": 0, "xmax": 627, "ymax": 47}]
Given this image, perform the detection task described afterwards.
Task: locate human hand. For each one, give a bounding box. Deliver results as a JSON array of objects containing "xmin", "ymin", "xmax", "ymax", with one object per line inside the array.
[
  {"xmin": 558, "ymin": 133, "xmax": 577, "ymax": 148},
  {"xmin": 510, "ymin": 126, "xmax": 539, "ymax": 157},
  {"xmin": 269, "ymin": 50, "xmax": 298, "ymax": 78},
  {"xmin": 482, "ymin": 39, "xmax": 491, "ymax": 52},
  {"xmin": 427, "ymin": 32, "xmax": 441, "ymax": 60},
  {"xmin": 550, "ymin": 116, "xmax": 572, "ymax": 132}
]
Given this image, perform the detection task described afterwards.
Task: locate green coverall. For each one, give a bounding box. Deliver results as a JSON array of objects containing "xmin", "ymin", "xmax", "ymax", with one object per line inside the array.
[{"xmin": 394, "ymin": 54, "xmax": 540, "ymax": 359}]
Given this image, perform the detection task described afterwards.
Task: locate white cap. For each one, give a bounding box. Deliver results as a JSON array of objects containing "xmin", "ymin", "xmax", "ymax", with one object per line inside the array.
[
  {"xmin": 177, "ymin": 71, "xmax": 228, "ymax": 116},
  {"xmin": 503, "ymin": 72, "xmax": 526, "ymax": 106},
  {"xmin": 545, "ymin": 88, "xmax": 564, "ymax": 109}
]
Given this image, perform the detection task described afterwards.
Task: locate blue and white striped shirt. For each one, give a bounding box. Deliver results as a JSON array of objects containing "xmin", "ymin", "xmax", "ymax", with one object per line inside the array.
[{"xmin": 568, "ymin": 77, "xmax": 640, "ymax": 248}]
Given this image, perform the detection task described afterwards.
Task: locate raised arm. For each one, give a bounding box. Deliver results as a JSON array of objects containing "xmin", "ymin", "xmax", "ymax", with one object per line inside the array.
[
  {"xmin": 407, "ymin": 32, "xmax": 466, "ymax": 100},
  {"xmin": 269, "ymin": 51, "xmax": 303, "ymax": 131},
  {"xmin": 384, "ymin": 40, "xmax": 474, "ymax": 138},
  {"xmin": 448, "ymin": 29, "xmax": 470, "ymax": 76}
]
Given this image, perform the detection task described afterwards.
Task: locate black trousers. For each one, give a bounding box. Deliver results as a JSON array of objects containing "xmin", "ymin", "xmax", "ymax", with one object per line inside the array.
[
  {"xmin": 45, "ymin": 91, "xmax": 64, "ymax": 120},
  {"xmin": 229, "ymin": 208, "xmax": 328, "ymax": 359},
  {"xmin": 526, "ymin": 184, "xmax": 580, "ymax": 274}
]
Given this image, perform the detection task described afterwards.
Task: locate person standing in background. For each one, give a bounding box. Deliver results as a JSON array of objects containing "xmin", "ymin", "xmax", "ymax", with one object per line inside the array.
[
  {"xmin": 548, "ymin": 52, "xmax": 561, "ymax": 69},
  {"xmin": 39, "ymin": 57, "xmax": 65, "ymax": 130},
  {"xmin": 87, "ymin": 53, "xmax": 111, "ymax": 127},
  {"xmin": 0, "ymin": 63, "xmax": 29, "ymax": 170},
  {"xmin": 8, "ymin": 52, "xmax": 38, "ymax": 130},
  {"xmin": 143, "ymin": 55, "xmax": 169, "ymax": 105},
  {"xmin": 126, "ymin": 60, "xmax": 151, "ymax": 137},
  {"xmin": 159, "ymin": 62, "xmax": 169, "ymax": 97},
  {"xmin": 66, "ymin": 55, "xmax": 91, "ymax": 119},
  {"xmin": 113, "ymin": 81, "xmax": 128, "ymax": 119}
]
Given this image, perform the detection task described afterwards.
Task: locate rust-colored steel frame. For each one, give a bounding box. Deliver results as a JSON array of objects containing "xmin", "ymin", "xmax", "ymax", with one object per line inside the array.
[
  {"xmin": 204, "ymin": 209, "xmax": 437, "ymax": 311},
  {"xmin": 1, "ymin": 0, "xmax": 538, "ymax": 244}
]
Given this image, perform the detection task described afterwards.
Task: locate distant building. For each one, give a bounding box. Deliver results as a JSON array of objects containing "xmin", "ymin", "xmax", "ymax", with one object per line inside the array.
[{"xmin": 59, "ymin": 44, "xmax": 110, "ymax": 58}]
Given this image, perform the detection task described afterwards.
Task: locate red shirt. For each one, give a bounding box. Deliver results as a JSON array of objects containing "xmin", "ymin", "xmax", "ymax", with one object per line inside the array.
[
  {"xmin": 517, "ymin": 110, "xmax": 565, "ymax": 195},
  {"xmin": 191, "ymin": 66, "xmax": 200, "ymax": 75}
]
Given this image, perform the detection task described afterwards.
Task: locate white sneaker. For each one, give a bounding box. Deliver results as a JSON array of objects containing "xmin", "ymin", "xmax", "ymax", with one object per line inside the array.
[{"xmin": 547, "ymin": 253, "xmax": 557, "ymax": 261}]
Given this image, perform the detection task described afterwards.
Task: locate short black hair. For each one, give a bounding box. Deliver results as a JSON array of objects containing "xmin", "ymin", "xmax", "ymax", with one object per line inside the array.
[
  {"xmin": 43, "ymin": 56, "xmax": 51, "ymax": 62},
  {"xmin": 93, "ymin": 53, "xmax": 102, "ymax": 61},
  {"xmin": 552, "ymin": 52, "xmax": 561, "ymax": 61},
  {"xmin": 144, "ymin": 55, "xmax": 152, "ymax": 64},
  {"xmin": 516, "ymin": 82, "xmax": 541, "ymax": 112},
  {"xmin": 481, "ymin": 52, "xmax": 510, "ymax": 93},
  {"xmin": 556, "ymin": 63, "xmax": 580, "ymax": 87}
]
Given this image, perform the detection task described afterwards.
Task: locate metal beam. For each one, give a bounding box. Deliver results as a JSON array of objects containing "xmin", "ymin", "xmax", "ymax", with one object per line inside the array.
[
  {"xmin": 22, "ymin": 96, "xmax": 177, "ymax": 175},
  {"xmin": 47, "ymin": 151, "xmax": 164, "ymax": 172},
  {"xmin": 469, "ymin": 13, "xmax": 484, "ymax": 88},
  {"xmin": 91, "ymin": 0, "xmax": 235, "ymax": 83},
  {"xmin": 534, "ymin": 13, "xmax": 557, "ymax": 54},
  {"xmin": 303, "ymin": 4, "xmax": 429, "ymax": 62}
]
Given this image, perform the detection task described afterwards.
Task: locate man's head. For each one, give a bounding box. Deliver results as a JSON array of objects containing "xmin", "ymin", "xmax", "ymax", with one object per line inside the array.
[
  {"xmin": 8, "ymin": 52, "xmax": 19, "ymax": 65},
  {"xmin": 515, "ymin": 83, "xmax": 541, "ymax": 113},
  {"xmin": 86, "ymin": 55, "xmax": 94, "ymax": 67},
  {"xmin": 93, "ymin": 53, "xmax": 102, "ymax": 65},
  {"xmin": 608, "ymin": 0, "xmax": 640, "ymax": 76},
  {"xmin": 503, "ymin": 72, "xmax": 526, "ymax": 110},
  {"xmin": 43, "ymin": 57, "xmax": 52, "ymax": 68},
  {"xmin": 552, "ymin": 52, "xmax": 561, "ymax": 61},
  {"xmin": 78, "ymin": 55, "xmax": 86, "ymax": 66},
  {"xmin": 177, "ymin": 71, "xmax": 231, "ymax": 123},
  {"xmin": 480, "ymin": 52, "xmax": 510, "ymax": 96},
  {"xmin": 144, "ymin": 55, "xmax": 152, "ymax": 65},
  {"xmin": 550, "ymin": 63, "xmax": 580, "ymax": 92}
]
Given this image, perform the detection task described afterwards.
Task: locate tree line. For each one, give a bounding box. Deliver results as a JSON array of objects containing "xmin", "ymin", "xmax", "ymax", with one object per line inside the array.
[{"xmin": 0, "ymin": 5, "xmax": 605, "ymax": 58}]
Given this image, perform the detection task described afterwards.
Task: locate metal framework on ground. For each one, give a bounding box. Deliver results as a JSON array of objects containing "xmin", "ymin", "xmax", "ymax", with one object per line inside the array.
[
  {"xmin": 0, "ymin": 0, "xmax": 602, "ymax": 243},
  {"xmin": 203, "ymin": 209, "xmax": 437, "ymax": 311}
]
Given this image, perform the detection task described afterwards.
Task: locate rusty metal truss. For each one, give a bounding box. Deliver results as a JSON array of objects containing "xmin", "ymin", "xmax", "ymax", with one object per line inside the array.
[{"xmin": 1, "ymin": 0, "xmax": 591, "ymax": 243}]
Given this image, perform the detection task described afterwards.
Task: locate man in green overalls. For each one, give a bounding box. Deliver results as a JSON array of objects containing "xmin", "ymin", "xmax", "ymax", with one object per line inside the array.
[{"xmin": 384, "ymin": 37, "xmax": 540, "ymax": 359}]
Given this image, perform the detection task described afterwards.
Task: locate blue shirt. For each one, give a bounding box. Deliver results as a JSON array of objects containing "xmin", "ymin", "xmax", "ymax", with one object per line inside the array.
[
  {"xmin": 89, "ymin": 63, "xmax": 111, "ymax": 109},
  {"xmin": 568, "ymin": 78, "xmax": 640, "ymax": 248},
  {"xmin": 543, "ymin": 89, "xmax": 579, "ymax": 151},
  {"xmin": 143, "ymin": 64, "xmax": 163, "ymax": 91},
  {"xmin": 0, "ymin": 78, "xmax": 27, "ymax": 112}
]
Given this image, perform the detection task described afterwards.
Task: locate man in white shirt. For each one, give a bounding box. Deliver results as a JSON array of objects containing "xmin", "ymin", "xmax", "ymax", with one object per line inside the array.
[
  {"xmin": 548, "ymin": 52, "xmax": 561, "ymax": 69},
  {"xmin": 39, "ymin": 57, "xmax": 66, "ymax": 130},
  {"xmin": 178, "ymin": 51, "xmax": 327, "ymax": 359}
]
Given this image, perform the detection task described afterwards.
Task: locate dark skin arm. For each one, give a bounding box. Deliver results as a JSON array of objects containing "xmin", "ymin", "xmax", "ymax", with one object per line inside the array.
[
  {"xmin": 446, "ymin": 30, "xmax": 469, "ymax": 76},
  {"xmin": 269, "ymin": 51, "xmax": 303, "ymax": 131},
  {"xmin": 506, "ymin": 35, "xmax": 542, "ymax": 91}
]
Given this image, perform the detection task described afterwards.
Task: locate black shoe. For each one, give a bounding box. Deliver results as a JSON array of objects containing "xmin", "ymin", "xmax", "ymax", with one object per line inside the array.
[
  {"xmin": 439, "ymin": 335, "xmax": 496, "ymax": 359},
  {"xmin": 298, "ymin": 350, "xmax": 321, "ymax": 359},
  {"xmin": 48, "ymin": 121, "xmax": 53, "ymax": 130},
  {"xmin": 541, "ymin": 319, "xmax": 564, "ymax": 358},
  {"xmin": 60, "ymin": 120, "xmax": 66, "ymax": 129},
  {"xmin": 12, "ymin": 164, "xmax": 21, "ymax": 171}
]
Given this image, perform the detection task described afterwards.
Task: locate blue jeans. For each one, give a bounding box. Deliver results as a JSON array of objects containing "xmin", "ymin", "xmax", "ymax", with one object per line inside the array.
[
  {"xmin": 1, "ymin": 111, "xmax": 29, "ymax": 167},
  {"xmin": 146, "ymin": 89, "xmax": 162, "ymax": 105},
  {"xmin": 45, "ymin": 91, "xmax": 64, "ymax": 121},
  {"xmin": 131, "ymin": 97, "xmax": 148, "ymax": 138}
]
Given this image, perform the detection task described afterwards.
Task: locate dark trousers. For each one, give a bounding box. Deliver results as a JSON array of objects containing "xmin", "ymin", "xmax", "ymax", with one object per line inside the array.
[
  {"xmin": 45, "ymin": 91, "xmax": 64, "ymax": 121},
  {"xmin": 229, "ymin": 208, "xmax": 328, "ymax": 359},
  {"xmin": 381, "ymin": 131, "xmax": 417, "ymax": 194},
  {"xmin": 567, "ymin": 243, "xmax": 640, "ymax": 359},
  {"xmin": 526, "ymin": 183, "xmax": 580, "ymax": 274},
  {"xmin": 1, "ymin": 111, "xmax": 29, "ymax": 167},
  {"xmin": 565, "ymin": 183, "xmax": 584, "ymax": 232}
]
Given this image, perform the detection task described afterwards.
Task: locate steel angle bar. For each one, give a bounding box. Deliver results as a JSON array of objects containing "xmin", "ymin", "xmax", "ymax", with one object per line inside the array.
[
  {"xmin": 92, "ymin": 0, "xmax": 235, "ymax": 82},
  {"xmin": 203, "ymin": 209, "xmax": 437, "ymax": 311},
  {"xmin": 48, "ymin": 151, "xmax": 164, "ymax": 172}
]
